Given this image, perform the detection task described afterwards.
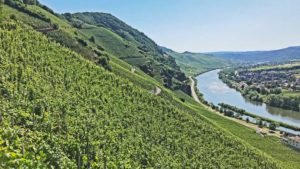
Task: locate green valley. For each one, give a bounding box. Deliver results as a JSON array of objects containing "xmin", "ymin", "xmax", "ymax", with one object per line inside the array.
[
  {"xmin": 163, "ymin": 47, "xmax": 230, "ymax": 75},
  {"xmin": 1, "ymin": 0, "xmax": 300, "ymax": 168},
  {"xmin": 0, "ymin": 20, "xmax": 281, "ymax": 169}
]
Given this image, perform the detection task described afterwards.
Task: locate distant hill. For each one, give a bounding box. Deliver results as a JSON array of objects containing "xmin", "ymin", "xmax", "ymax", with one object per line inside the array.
[
  {"xmin": 162, "ymin": 47, "xmax": 230, "ymax": 75},
  {"xmin": 208, "ymin": 46, "xmax": 300, "ymax": 64}
]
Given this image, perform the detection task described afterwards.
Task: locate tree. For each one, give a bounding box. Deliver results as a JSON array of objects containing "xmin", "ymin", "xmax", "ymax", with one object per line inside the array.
[
  {"xmin": 53, "ymin": 23, "xmax": 59, "ymax": 30},
  {"xmin": 256, "ymin": 118, "xmax": 264, "ymax": 128},
  {"xmin": 10, "ymin": 14, "xmax": 16, "ymax": 20},
  {"xmin": 89, "ymin": 36, "xmax": 95, "ymax": 43},
  {"xmin": 269, "ymin": 122, "xmax": 278, "ymax": 131}
]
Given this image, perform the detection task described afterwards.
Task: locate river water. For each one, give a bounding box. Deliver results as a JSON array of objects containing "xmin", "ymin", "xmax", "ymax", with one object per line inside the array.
[{"xmin": 196, "ymin": 69, "xmax": 300, "ymax": 130}]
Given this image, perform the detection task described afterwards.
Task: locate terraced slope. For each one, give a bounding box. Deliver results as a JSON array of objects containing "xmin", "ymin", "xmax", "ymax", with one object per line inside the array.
[
  {"xmin": 0, "ymin": 21, "xmax": 280, "ymax": 168},
  {"xmin": 2, "ymin": 0, "xmax": 188, "ymax": 90},
  {"xmin": 67, "ymin": 12, "xmax": 188, "ymax": 89}
]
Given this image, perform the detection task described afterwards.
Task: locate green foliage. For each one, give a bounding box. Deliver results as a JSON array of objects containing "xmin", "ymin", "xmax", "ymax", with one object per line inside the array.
[
  {"xmin": 4, "ymin": 0, "xmax": 51, "ymax": 23},
  {"xmin": 68, "ymin": 12, "xmax": 188, "ymax": 90},
  {"xmin": 3, "ymin": 2, "xmax": 188, "ymax": 91},
  {"xmin": 184, "ymin": 100, "xmax": 300, "ymax": 169},
  {"xmin": 218, "ymin": 103, "xmax": 300, "ymax": 131},
  {"xmin": 23, "ymin": 0, "xmax": 37, "ymax": 5},
  {"xmin": 0, "ymin": 21, "xmax": 281, "ymax": 168},
  {"xmin": 267, "ymin": 94, "xmax": 300, "ymax": 111},
  {"xmin": 163, "ymin": 48, "xmax": 230, "ymax": 75},
  {"xmin": 2, "ymin": 4, "xmax": 50, "ymax": 28}
]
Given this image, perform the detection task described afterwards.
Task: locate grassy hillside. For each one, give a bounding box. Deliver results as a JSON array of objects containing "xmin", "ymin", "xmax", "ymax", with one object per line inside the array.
[
  {"xmin": 66, "ymin": 12, "xmax": 188, "ymax": 90},
  {"xmin": 2, "ymin": 0, "xmax": 188, "ymax": 91},
  {"xmin": 209, "ymin": 46, "xmax": 300, "ymax": 64},
  {"xmin": 0, "ymin": 21, "xmax": 281, "ymax": 168},
  {"xmin": 163, "ymin": 47, "xmax": 230, "ymax": 75}
]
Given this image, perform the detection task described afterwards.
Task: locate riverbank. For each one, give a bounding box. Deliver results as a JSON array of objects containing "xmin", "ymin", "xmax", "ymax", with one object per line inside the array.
[
  {"xmin": 219, "ymin": 103, "xmax": 300, "ymax": 132},
  {"xmin": 193, "ymin": 70, "xmax": 300, "ymax": 135},
  {"xmin": 188, "ymin": 70, "xmax": 300, "ymax": 167},
  {"xmin": 189, "ymin": 77, "xmax": 282, "ymax": 138},
  {"xmin": 189, "ymin": 76, "xmax": 201, "ymax": 103},
  {"xmin": 219, "ymin": 68, "xmax": 300, "ymax": 112},
  {"xmin": 196, "ymin": 69, "xmax": 300, "ymax": 129}
]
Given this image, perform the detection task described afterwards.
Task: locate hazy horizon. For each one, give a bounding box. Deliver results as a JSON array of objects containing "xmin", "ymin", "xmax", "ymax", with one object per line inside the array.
[{"xmin": 40, "ymin": 0, "xmax": 300, "ymax": 53}]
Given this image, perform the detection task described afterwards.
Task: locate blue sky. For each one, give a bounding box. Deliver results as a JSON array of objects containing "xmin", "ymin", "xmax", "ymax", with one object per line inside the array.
[{"xmin": 39, "ymin": 0, "xmax": 300, "ymax": 52}]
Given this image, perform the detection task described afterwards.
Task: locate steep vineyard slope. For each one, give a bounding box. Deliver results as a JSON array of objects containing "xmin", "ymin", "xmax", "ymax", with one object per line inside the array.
[
  {"xmin": 2, "ymin": 0, "xmax": 187, "ymax": 91},
  {"xmin": 0, "ymin": 21, "xmax": 280, "ymax": 168},
  {"xmin": 66, "ymin": 12, "xmax": 188, "ymax": 89}
]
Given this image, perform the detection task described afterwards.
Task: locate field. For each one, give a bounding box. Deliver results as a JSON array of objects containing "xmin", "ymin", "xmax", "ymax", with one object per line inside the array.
[{"xmin": 250, "ymin": 62, "xmax": 300, "ymax": 71}]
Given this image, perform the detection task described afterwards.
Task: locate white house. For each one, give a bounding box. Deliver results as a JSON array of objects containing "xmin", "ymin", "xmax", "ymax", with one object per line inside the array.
[{"xmin": 282, "ymin": 136, "xmax": 300, "ymax": 150}]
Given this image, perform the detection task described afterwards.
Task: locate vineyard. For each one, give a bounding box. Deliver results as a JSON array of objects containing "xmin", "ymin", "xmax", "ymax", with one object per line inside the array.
[{"xmin": 0, "ymin": 21, "xmax": 281, "ymax": 168}]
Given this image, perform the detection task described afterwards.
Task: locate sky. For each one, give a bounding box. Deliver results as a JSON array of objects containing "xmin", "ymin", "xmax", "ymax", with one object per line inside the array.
[{"xmin": 39, "ymin": 0, "xmax": 300, "ymax": 52}]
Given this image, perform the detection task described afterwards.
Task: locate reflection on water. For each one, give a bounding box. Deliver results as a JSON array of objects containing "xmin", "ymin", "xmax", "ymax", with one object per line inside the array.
[
  {"xmin": 207, "ymin": 82, "xmax": 232, "ymax": 93},
  {"xmin": 196, "ymin": 69, "xmax": 300, "ymax": 128},
  {"xmin": 266, "ymin": 106, "xmax": 300, "ymax": 119},
  {"xmin": 244, "ymin": 98, "xmax": 263, "ymax": 106}
]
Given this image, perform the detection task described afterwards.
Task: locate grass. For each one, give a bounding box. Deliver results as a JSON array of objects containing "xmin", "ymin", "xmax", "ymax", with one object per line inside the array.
[
  {"xmin": 181, "ymin": 98, "xmax": 300, "ymax": 169},
  {"xmin": 165, "ymin": 50, "xmax": 230, "ymax": 76},
  {"xmin": 26, "ymin": 5, "xmax": 70, "ymax": 28},
  {"xmin": 2, "ymin": 4, "xmax": 50, "ymax": 28},
  {"xmin": 80, "ymin": 24, "xmax": 143, "ymax": 59},
  {"xmin": 150, "ymin": 76, "xmax": 300, "ymax": 169},
  {"xmin": 250, "ymin": 62, "xmax": 300, "ymax": 71},
  {"xmin": 282, "ymin": 89, "xmax": 300, "ymax": 97}
]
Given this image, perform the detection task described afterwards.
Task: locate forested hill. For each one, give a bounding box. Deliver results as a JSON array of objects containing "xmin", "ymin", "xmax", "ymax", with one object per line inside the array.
[
  {"xmin": 64, "ymin": 12, "xmax": 188, "ymax": 90},
  {"xmin": 208, "ymin": 46, "xmax": 300, "ymax": 64},
  {"xmin": 162, "ymin": 47, "xmax": 230, "ymax": 75},
  {"xmin": 0, "ymin": 21, "xmax": 280, "ymax": 168}
]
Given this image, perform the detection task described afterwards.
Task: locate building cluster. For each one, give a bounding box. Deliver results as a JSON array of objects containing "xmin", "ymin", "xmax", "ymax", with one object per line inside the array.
[{"xmin": 235, "ymin": 70, "xmax": 300, "ymax": 92}]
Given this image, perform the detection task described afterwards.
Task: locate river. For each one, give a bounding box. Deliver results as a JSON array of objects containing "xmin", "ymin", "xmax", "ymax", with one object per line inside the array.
[{"xmin": 196, "ymin": 69, "xmax": 300, "ymax": 132}]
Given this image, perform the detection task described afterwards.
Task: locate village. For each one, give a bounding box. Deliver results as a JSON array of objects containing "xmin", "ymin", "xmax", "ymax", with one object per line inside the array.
[{"xmin": 235, "ymin": 69, "xmax": 300, "ymax": 92}]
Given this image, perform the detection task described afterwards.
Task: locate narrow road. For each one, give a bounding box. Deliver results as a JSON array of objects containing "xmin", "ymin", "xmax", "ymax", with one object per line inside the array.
[
  {"xmin": 35, "ymin": 27, "xmax": 58, "ymax": 33},
  {"xmin": 189, "ymin": 76, "xmax": 201, "ymax": 103}
]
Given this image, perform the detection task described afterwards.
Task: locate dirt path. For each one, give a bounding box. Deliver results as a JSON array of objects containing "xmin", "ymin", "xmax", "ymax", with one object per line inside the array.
[
  {"xmin": 189, "ymin": 76, "xmax": 201, "ymax": 103},
  {"xmin": 35, "ymin": 27, "xmax": 58, "ymax": 33},
  {"xmin": 131, "ymin": 68, "xmax": 136, "ymax": 73},
  {"xmin": 154, "ymin": 86, "xmax": 161, "ymax": 95},
  {"xmin": 189, "ymin": 76, "xmax": 281, "ymax": 138}
]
